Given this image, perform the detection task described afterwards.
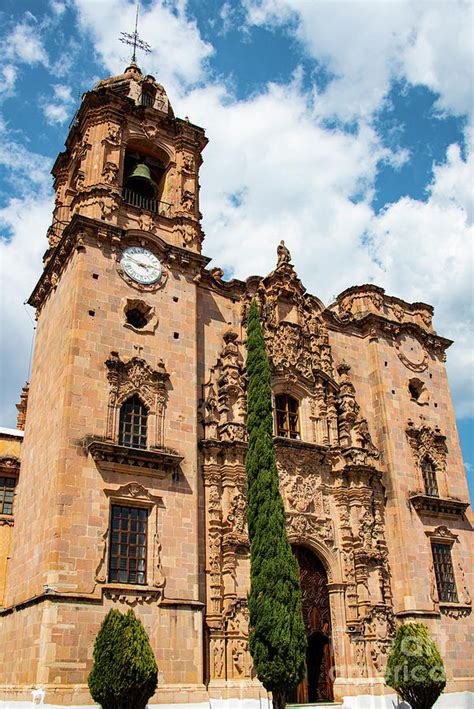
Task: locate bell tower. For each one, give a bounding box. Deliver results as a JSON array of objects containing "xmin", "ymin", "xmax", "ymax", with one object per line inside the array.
[
  {"xmin": 48, "ymin": 61, "xmax": 207, "ymax": 254},
  {"xmin": 2, "ymin": 62, "xmax": 210, "ymax": 699}
]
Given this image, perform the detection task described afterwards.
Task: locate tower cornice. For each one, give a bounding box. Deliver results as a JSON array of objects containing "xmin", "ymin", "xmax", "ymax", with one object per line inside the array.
[{"xmin": 29, "ymin": 214, "xmax": 211, "ymax": 312}]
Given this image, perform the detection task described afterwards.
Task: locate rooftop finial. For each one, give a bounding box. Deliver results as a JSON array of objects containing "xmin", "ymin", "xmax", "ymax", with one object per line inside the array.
[{"xmin": 119, "ymin": 0, "xmax": 151, "ymax": 65}]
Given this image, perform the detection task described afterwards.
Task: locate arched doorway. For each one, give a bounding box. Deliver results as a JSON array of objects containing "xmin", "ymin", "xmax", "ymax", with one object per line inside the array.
[{"xmin": 290, "ymin": 546, "xmax": 334, "ymax": 703}]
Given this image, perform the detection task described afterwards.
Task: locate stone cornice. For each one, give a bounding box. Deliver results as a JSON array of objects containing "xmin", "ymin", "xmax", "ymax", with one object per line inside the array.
[
  {"xmin": 327, "ymin": 311, "xmax": 452, "ymax": 355},
  {"xmin": 29, "ymin": 214, "xmax": 211, "ymax": 310},
  {"xmin": 86, "ymin": 437, "xmax": 183, "ymax": 477},
  {"xmin": 409, "ymin": 493, "xmax": 469, "ymax": 517}
]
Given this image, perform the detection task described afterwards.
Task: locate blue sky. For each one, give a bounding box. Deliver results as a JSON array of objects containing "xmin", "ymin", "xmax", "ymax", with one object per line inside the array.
[{"xmin": 0, "ymin": 0, "xmax": 472, "ymax": 498}]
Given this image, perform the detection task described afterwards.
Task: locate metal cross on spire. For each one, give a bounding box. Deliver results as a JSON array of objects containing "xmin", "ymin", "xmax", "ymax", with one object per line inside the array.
[{"xmin": 119, "ymin": 0, "xmax": 151, "ymax": 64}]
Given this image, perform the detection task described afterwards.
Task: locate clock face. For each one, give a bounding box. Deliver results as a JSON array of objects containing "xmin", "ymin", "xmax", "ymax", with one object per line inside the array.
[{"xmin": 120, "ymin": 246, "xmax": 162, "ymax": 285}]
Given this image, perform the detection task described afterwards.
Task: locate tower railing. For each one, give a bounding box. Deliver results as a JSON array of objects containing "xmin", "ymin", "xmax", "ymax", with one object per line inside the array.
[{"xmin": 122, "ymin": 187, "xmax": 172, "ymax": 218}]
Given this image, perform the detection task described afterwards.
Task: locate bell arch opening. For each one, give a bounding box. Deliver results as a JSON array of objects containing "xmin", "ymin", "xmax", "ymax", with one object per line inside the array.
[
  {"xmin": 122, "ymin": 141, "xmax": 171, "ymax": 213},
  {"xmin": 290, "ymin": 545, "xmax": 334, "ymax": 704}
]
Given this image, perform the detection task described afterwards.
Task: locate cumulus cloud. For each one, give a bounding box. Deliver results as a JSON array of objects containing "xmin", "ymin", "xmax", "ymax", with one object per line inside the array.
[
  {"xmin": 367, "ymin": 144, "xmax": 474, "ymax": 416},
  {"xmin": 243, "ymin": 0, "xmax": 474, "ymax": 122},
  {"xmin": 72, "ymin": 0, "xmax": 213, "ymax": 95},
  {"xmin": 3, "ymin": 12, "xmax": 49, "ymax": 68},
  {"xmin": 0, "ymin": 193, "xmax": 53, "ymax": 426},
  {"xmin": 41, "ymin": 83, "xmax": 76, "ymax": 125}
]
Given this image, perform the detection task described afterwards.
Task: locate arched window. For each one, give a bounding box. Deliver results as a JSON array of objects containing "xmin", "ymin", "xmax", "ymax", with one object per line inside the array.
[
  {"xmin": 421, "ymin": 457, "xmax": 439, "ymax": 497},
  {"xmin": 118, "ymin": 395, "xmax": 148, "ymax": 449},
  {"xmin": 275, "ymin": 394, "xmax": 300, "ymax": 439}
]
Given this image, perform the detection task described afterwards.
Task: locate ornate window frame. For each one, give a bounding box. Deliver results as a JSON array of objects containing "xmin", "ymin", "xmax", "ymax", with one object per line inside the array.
[
  {"xmin": 406, "ymin": 422, "xmax": 448, "ymax": 497},
  {"xmin": 274, "ymin": 392, "xmax": 301, "ymax": 440},
  {"xmin": 425, "ymin": 526, "xmax": 471, "ymax": 618},
  {"xmin": 105, "ymin": 352, "xmax": 169, "ymax": 449},
  {"xmin": 98, "ymin": 482, "xmax": 166, "ymax": 605},
  {"xmin": 272, "ymin": 376, "xmax": 310, "ymax": 442}
]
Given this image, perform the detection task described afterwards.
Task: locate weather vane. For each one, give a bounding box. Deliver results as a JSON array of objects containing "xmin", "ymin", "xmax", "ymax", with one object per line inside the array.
[{"xmin": 119, "ymin": 0, "xmax": 151, "ymax": 64}]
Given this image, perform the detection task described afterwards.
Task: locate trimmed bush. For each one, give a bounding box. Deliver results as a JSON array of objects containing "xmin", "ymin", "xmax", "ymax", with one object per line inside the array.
[
  {"xmin": 88, "ymin": 608, "xmax": 158, "ymax": 709},
  {"xmin": 245, "ymin": 300, "xmax": 307, "ymax": 709},
  {"xmin": 385, "ymin": 622, "xmax": 446, "ymax": 709}
]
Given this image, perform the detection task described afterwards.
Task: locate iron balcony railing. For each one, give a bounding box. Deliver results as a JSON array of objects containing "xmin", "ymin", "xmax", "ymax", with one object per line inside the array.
[{"xmin": 122, "ymin": 187, "xmax": 172, "ymax": 218}]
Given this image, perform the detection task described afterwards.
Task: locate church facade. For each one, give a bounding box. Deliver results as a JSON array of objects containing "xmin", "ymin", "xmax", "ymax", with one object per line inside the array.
[{"xmin": 0, "ymin": 64, "xmax": 472, "ymax": 708}]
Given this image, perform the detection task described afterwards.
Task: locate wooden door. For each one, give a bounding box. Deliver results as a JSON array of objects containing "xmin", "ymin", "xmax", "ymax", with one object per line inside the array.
[{"xmin": 293, "ymin": 546, "xmax": 334, "ymax": 703}]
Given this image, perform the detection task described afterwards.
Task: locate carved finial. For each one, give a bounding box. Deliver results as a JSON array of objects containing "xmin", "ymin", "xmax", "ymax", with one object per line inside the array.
[
  {"xmin": 276, "ymin": 240, "xmax": 291, "ymax": 268},
  {"xmin": 337, "ymin": 361, "xmax": 351, "ymax": 376},
  {"xmin": 16, "ymin": 382, "xmax": 29, "ymax": 431}
]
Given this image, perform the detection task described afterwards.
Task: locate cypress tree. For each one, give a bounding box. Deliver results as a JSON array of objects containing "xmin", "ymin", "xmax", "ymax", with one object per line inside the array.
[
  {"xmin": 385, "ymin": 622, "xmax": 446, "ymax": 709},
  {"xmin": 245, "ymin": 299, "xmax": 307, "ymax": 709},
  {"xmin": 88, "ymin": 608, "xmax": 158, "ymax": 709}
]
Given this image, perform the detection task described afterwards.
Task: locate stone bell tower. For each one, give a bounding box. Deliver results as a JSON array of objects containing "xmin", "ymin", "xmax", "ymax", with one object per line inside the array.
[{"xmin": 0, "ymin": 63, "xmax": 210, "ymax": 703}]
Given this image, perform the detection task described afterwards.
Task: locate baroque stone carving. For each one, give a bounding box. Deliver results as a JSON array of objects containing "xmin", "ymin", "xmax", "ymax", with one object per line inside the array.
[
  {"xmin": 105, "ymin": 353, "xmax": 169, "ymax": 446},
  {"xmin": 202, "ymin": 331, "xmax": 246, "ymax": 442},
  {"xmin": 406, "ymin": 421, "xmax": 447, "ymax": 491}
]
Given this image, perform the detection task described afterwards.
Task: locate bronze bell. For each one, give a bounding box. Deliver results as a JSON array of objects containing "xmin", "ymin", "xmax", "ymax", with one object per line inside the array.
[{"xmin": 126, "ymin": 163, "xmax": 158, "ymax": 200}]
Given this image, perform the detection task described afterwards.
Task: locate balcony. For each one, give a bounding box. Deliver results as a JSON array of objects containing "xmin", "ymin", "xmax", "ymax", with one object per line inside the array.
[
  {"xmin": 409, "ymin": 492, "xmax": 469, "ymax": 517},
  {"xmin": 122, "ymin": 187, "xmax": 172, "ymax": 218},
  {"xmin": 85, "ymin": 437, "xmax": 183, "ymax": 478}
]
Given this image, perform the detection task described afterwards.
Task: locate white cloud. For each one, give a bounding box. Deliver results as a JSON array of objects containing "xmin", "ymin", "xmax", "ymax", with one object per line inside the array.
[
  {"xmin": 0, "ymin": 193, "xmax": 52, "ymax": 427},
  {"xmin": 367, "ymin": 143, "xmax": 474, "ymax": 416},
  {"xmin": 243, "ymin": 0, "xmax": 474, "ymax": 122},
  {"xmin": 3, "ymin": 12, "xmax": 49, "ymax": 68},
  {"xmin": 0, "ymin": 137, "xmax": 51, "ymax": 190},
  {"xmin": 50, "ymin": 0, "xmax": 67, "ymax": 15},
  {"xmin": 72, "ymin": 0, "xmax": 213, "ymax": 95},
  {"xmin": 0, "ymin": 64, "xmax": 17, "ymax": 97},
  {"xmin": 41, "ymin": 83, "xmax": 76, "ymax": 125}
]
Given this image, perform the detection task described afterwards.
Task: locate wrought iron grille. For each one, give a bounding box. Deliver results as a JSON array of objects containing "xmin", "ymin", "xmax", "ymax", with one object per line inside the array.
[
  {"xmin": 109, "ymin": 505, "xmax": 148, "ymax": 585},
  {"xmin": 421, "ymin": 458, "xmax": 439, "ymax": 497},
  {"xmin": 432, "ymin": 542, "xmax": 458, "ymax": 603},
  {"xmin": 0, "ymin": 477, "xmax": 15, "ymax": 515},
  {"xmin": 122, "ymin": 187, "xmax": 172, "ymax": 217},
  {"xmin": 275, "ymin": 394, "xmax": 300, "ymax": 439},
  {"xmin": 118, "ymin": 395, "xmax": 148, "ymax": 449}
]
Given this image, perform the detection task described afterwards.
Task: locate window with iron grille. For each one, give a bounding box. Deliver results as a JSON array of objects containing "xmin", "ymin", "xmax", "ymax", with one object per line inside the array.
[
  {"xmin": 432, "ymin": 542, "xmax": 458, "ymax": 603},
  {"xmin": 118, "ymin": 395, "xmax": 148, "ymax": 449},
  {"xmin": 275, "ymin": 394, "xmax": 300, "ymax": 439},
  {"xmin": 421, "ymin": 457, "xmax": 439, "ymax": 497},
  {"xmin": 109, "ymin": 505, "xmax": 148, "ymax": 585},
  {"xmin": 0, "ymin": 477, "xmax": 16, "ymax": 515}
]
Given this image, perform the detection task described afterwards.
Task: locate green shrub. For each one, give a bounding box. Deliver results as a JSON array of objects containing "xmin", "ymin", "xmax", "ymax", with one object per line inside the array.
[
  {"xmin": 385, "ymin": 622, "xmax": 446, "ymax": 709},
  {"xmin": 88, "ymin": 608, "xmax": 158, "ymax": 709}
]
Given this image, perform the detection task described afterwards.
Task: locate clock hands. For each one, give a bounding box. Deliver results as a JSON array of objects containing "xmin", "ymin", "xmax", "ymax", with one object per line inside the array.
[{"xmin": 124, "ymin": 255, "xmax": 154, "ymax": 270}]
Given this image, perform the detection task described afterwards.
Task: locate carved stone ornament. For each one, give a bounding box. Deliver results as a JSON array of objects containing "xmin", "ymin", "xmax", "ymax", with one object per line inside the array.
[
  {"xmin": 406, "ymin": 421, "xmax": 447, "ymax": 492},
  {"xmin": 245, "ymin": 257, "xmax": 334, "ymax": 382},
  {"xmin": 201, "ymin": 331, "xmax": 246, "ymax": 443},
  {"xmin": 105, "ymin": 352, "xmax": 170, "ymax": 446},
  {"xmin": 396, "ymin": 332, "xmax": 428, "ymax": 372},
  {"xmin": 103, "ymin": 587, "xmax": 163, "ymax": 606},
  {"xmin": 0, "ymin": 455, "xmax": 20, "ymax": 472}
]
